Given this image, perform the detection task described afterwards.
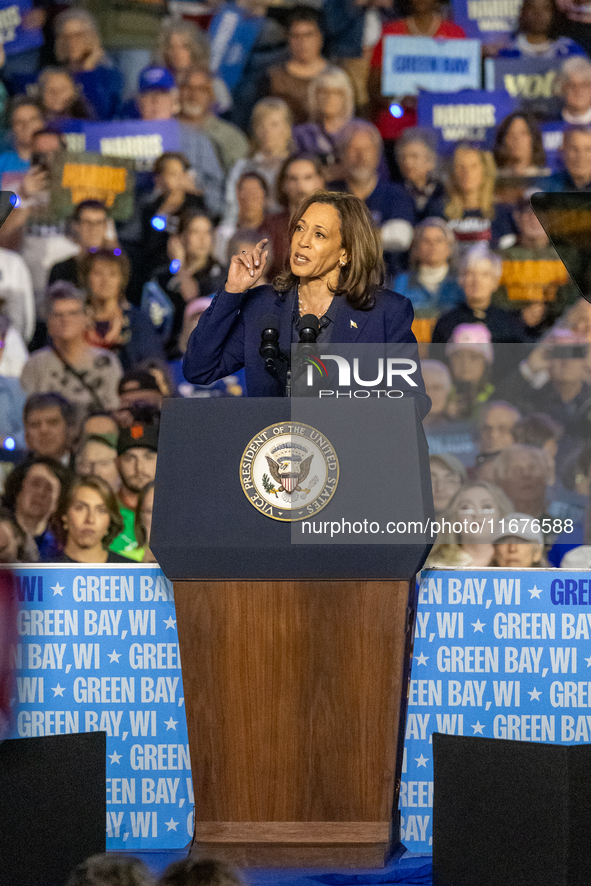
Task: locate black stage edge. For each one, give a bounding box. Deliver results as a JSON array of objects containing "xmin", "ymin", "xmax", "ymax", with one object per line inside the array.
[
  {"xmin": 433, "ymin": 732, "xmax": 591, "ymax": 886},
  {"xmin": 0, "ymin": 732, "xmax": 106, "ymax": 886}
]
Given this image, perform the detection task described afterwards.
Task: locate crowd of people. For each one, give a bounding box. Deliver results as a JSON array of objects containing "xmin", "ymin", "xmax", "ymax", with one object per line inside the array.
[
  {"xmin": 66, "ymin": 854, "xmax": 245, "ymax": 886},
  {"xmin": 0, "ymin": 0, "xmax": 589, "ymax": 568}
]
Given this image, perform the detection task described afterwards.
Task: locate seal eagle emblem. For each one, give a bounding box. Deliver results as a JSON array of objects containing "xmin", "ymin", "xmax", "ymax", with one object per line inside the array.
[{"xmin": 240, "ymin": 422, "xmax": 339, "ymax": 521}]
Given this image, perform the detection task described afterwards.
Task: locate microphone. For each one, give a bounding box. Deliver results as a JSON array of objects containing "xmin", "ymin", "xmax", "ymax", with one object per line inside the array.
[
  {"xmin": 298, "ymin": 314, "xmax": 319, "ymax": 357},
  {"xmin": 259, "ymin": 314, "xmax": 280, "ymax": 370}
]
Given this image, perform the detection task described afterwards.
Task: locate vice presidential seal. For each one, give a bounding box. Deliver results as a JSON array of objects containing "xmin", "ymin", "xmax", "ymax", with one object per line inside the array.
[{"xmin": 240, "ymin": 422, "xmax": 339, "ymax": 521}]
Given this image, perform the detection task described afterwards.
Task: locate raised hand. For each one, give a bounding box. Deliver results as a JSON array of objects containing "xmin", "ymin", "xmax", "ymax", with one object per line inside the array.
[{"xmin": 225, "ymin": 239, "xmax": 269, "ymax": 293}]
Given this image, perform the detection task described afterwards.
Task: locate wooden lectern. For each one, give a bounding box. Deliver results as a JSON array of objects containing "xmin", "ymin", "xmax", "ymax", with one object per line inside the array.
[{"xmin": 152, "ymin": 398, "xmax": 434, "ymax": 867}]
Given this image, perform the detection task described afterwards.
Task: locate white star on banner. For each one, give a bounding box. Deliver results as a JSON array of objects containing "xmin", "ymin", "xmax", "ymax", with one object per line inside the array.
[
  {"xmin": 415, "ymin": 754, "xmax": 429, "ymax": 768},
  {"xmin": 472, "ymin": 619, "xmax": 485, "ymax": 633},
  {"xmin": 528, "ymin": 688, "xmax": 542, "ymax": 701},
  {"xmin": 415, "ymin": 653, "xmax": 429, "ymax": 666},
  {"xmin": 586, "ymin": 654, "xmax": 591, "ymax": 668},
  {"xmin": 52, "ymin": 684, "xmax": 65, "ymax": 697},
  {"xmin": 108, "ymin": 650, "xmax": 121, "ymax": 663},
  {"xmin": 164, "ymin": 616, "xmax": 176, "ymax": 629},
  {"xmin": 165, "ymin": 818, "xmax": 179, "ymax": 831},
  {"xmin": 528, "ymin": 585, "xmax": 543, "ymax": 599},
  {"xmin": 51, "ymin": 583, "xmax": 64, "ymax": 596},
  {"xmin": 108, "ymin": 751, "xmax": 122, "ymax": 765},
  {"xmin": 471, "ymin": 721, "xmax": 485, "ymax": 734},
  {"xmin": 164, "ymin": 717, "xmax": 178, "ymax": 730}
]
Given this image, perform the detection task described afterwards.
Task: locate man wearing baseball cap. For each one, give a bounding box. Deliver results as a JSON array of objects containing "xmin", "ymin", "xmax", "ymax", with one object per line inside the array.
[
  {"xmin": 110, "ymin": 421, "xmax": 159, "ymax": 560},
  {"xmin": 131, "ymin": 64, "xmax": 224, "ymax": 218}
]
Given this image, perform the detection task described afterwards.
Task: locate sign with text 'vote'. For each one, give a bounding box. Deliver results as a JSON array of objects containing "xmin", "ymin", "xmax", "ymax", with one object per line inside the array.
[
  {"xmin": 484, "ymin": 56, "xmax": 563, "ymax": 116},
  {"xmin": 7, "ymin": 565, "xmax": 192, "ymax": 852},
  {"xmin": 402, "ymin": 568, "xmax": 591, "ymax": 852}
]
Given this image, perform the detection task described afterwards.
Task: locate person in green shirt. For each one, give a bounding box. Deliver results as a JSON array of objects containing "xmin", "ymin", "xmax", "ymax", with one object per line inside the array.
[{"xmin": 110, "ymin": 421, "xmax": 159, "ymax": 560}]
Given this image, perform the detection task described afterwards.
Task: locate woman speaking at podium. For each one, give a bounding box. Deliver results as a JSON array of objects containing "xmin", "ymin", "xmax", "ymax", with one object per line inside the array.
[{"xmin": 183, "ymin": 190, "xmax": 430, "ymax": 416}]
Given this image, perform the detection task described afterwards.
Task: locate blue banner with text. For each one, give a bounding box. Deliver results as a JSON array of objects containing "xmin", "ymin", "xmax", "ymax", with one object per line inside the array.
[
  {"xmin": 0, "ymin": 0, "xmax": 43, "ymax": 57},
  {"xmin": 7, "ymin": 565, "xmax": 192, "ymax": 852},
  {"xmin": 452, "ymin": 0, "xmax": 521, "ymax": 42},
  {"xmin": 402, "ymin": 567, "xmax": 591, "ymax": 852},
  {"xmin": 208, "ymin": 3, "xmax": 264, "ymax": 92},
  {"xmin": 417, "ymin": 89, "xmax": 518, "ymax": 155},
  {"xmin": 382, "ymin": 36, "xmax": 481, "ymax": 96}
]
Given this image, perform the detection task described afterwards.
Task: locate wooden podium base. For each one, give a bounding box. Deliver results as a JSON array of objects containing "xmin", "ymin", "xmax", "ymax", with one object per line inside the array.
[
  {"xmin": 174, "ymin": 580, "xmax": 413, "ymax": 868},
  {"xmin": 190, "ymin": 822, "xmax": 390, "ymax": 867}
]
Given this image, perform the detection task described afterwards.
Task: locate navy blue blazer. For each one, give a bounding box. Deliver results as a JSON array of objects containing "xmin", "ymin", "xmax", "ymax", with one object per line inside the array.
[{"xmin": 182, "ymin": 285, "xmax": 431, "ymax": 417}]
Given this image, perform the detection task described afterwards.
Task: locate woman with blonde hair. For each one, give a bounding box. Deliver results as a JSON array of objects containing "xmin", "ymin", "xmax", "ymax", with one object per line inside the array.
[
  {"xmin": 444, "ymin": 144, "xmax": 517, "ymax": 253},
  {"xmin": 223, "ymin": 98, "xmax": 294, "ymax": 225},
  {"xmin": 425, "ymin": 479, "xmax": 515, "ymax": 567},
  {"xmin": 292, "ymin": 67, "xmax": 356, "ymax": 175},
  {"xmin": 53, "ymin": 8, "xmax": 123, "ymax": 120}
]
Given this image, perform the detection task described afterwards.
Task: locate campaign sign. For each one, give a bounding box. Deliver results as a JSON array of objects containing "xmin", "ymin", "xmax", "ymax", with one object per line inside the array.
[
  {"xmin": 52, "ymin": 119, "xmax": 87, "ymax": 154},
  {"xmin": 7, "ymin": 565, "xmax": 193, "ymax": 851},
  {"xmin": 50, "ymin": 152, "xmax": 136, "ymax": 222},
  {"xmin": 541, "ymin": 121, "xmax": 567, "ymax": 171},
  {"xmin": 452, "ymin": 0, "xmax": 521, "ymax": 42},
  {"xmin": 425, "ymin": 420, "xmax": 478, "ymax": 466},
  {"xmin": 82, "ymin": 120, "xmax": 182, "ymax": 173},
  {"xmin": 401, "ymin": 568, "xmax": 591, "ymax": 852},
  {"xmin": 382, "ymin": 37, "xmax": 481, "ymax": 96},
  {"xmin": 0, "ymin": 0, "xmax": 43, "ymax": 57},
  {"xmin": 417, "ymin": 89, "xmax": 518, "ymax": 155},
  {"xmin": 484, "ymin": 56, "xmax": 563, "ymax": 116},
  {"xmin": 208, "ymin": 2, "xmax": 264, "ymax": 92}
]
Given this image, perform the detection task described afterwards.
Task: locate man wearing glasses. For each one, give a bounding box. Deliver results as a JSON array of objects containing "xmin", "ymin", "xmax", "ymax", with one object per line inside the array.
[
  {"xmin": 48, "ymin": 200, "xmax": 116, "ymax": 289},
  {"xmin": 20, "ymin": 282, "xmax": 122, "ymax": 413}
]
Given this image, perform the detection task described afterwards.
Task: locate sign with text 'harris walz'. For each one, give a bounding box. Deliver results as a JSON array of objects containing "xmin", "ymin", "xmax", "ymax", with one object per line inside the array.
[
  {"xmin": 417, "ymin": 89, "xmax": 518, "ymax": 155},
  {"xmin": 50, "ymin": 152, "xmax": 136, "ymax": 222},
  {"xmin": 7, "ymin": 565, "xmax": 193, "ymax": 852},
  {"xmin": 451, "ymin": 0, "xmax": 521, "ymax": 42},
  {"xmin": 401, "ymin": 568, "xmax": 591, "ymax": 853},
  {"xmin": 485, "ymin": 55, "xmax": 563, "ymax": 116},
  {"xmin": 84, "ymin": 119, "xmax": 182, "ymax": 173},
  {"xmin": 381, "ymin": 37, "xmax": 481, "ymax": 96}
]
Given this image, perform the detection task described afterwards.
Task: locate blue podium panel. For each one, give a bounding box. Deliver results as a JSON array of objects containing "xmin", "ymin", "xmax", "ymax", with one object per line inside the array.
[
  {"xmin": 7, "ymin": 565, "xmax": 193, "ymax": 852},
  {"xmin": 402, "ymin": 568, "xmax": 591, "ymax": 852}
]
